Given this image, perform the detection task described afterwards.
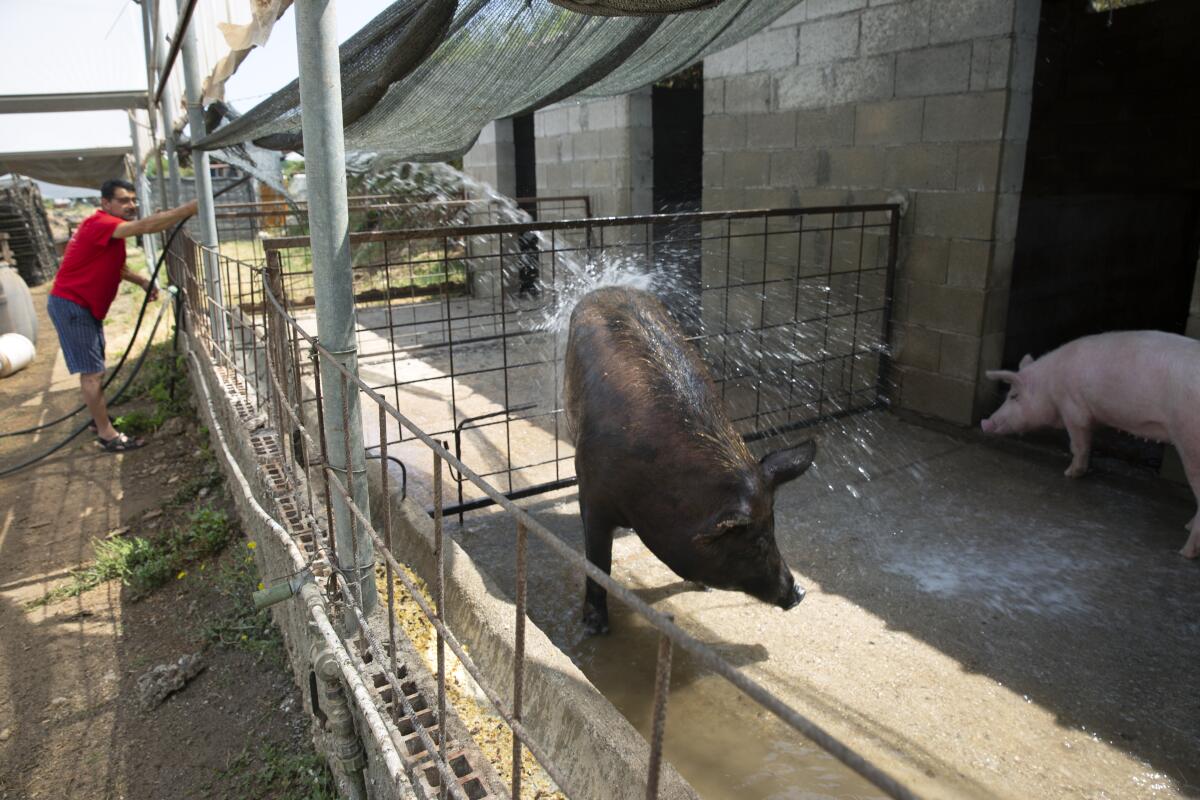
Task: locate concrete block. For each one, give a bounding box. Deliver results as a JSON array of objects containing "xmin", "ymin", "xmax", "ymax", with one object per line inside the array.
[
  {"xmin": 630, "ymin": 126, "xmax": 654, "ymax": 161},
  {"xmin": 567, "ymin": 103, "xmax": 583, "ymax": 134},
  {"xmin": 947, "ymin": 238, "xmax": 991, "ymax": 290},
  {"xmin": 969, "ymin": 37, "xmax": 1012, "ymax": 91},
  {"xmin": 807, "ymin": 0, "xmax": 868, "ymax": 19},
  {"xmin": 571, "ymin": 131, "xmax": 600, "ymax": 160},
  {"xmin": 726, "ymin": 152, "xmax": 772, "ymax": 187},
  {"xmin": 703, "ymin": 187, "xmax": 749, "ymax": 211},
  {"xmin": 884, "ymin": 143, "xmax": 957, "ymax": 190},
  {"xmin": 856, "ymin": 98, "xmax": 924, "ymax": 144},
  {"xmin": 748, "ymin": 27, "xmax": 799, "ymax": 71},
  {"xmin": 896, "ymin": 43, "xmax": 971, "ymax": 97},
  {"xmin": 1010, "ymin": 32, "xmax": 1038, "ymax": 92},
  {"xmin": 906, "ymin": 282, "xmax": 985, "ymax": 335},
  {"xmin": 776, "ymin": 63, "xmax": 832, "ymax": 110},
  {"xmin": 725, "ymin": 73, "xmax": 772, "ymax": 115},
  {"xmin": 705, "ymin": 41, "xmax": 748, "ymax": 78},
  {"xmin": 989, "ymin": 239, "xmax": 1015, "ymax": 289},
  {"xmin": 769, "ymin": 2, "xmax": 808, "ymax": 30},
  {"xmin": 588, "ymin": 98, "xmax": 617, "ymax": 130},
  {"xmin": 703, "ymin": 152, "xmax": 725, "ymax": 187},
  {"xmin": 795, "ymin": 104, "xmax": 857, "ymax": 146},
  {"xmin": 900, "ymin": 367, "xmax": 976, "ymax": 423},
  {"xmin": 993, "ymin": 191, "xmax": 1020, "ymax": 243},
  {"xmin": 954, "ymin": 142, "xmax": 1000, "ymax": 192},
  {"xmin": 600, "ymin": 129, "xmax": 630, "ymax": 159},
  {"xmin": 904, "ymin": 235, "xmax": 949, "ymax": 284},
  {"xmin": 798, "ymin": 14, "xmax": 861, "ymax": 66},
  {"xmin": 828, "ymin": 147, "xmax": 885, "ymax": 187},
  {"xmin": 1003, "ymin": 89, "xmax": 1033, "ymax": 143},
  {"xmin": 829, "ymin": 56, "xmax": 895, "ymax": 105},
  {"xmin": 931, "ymin": 0, "xmax": 1015, "ymax": 45},
  {"xmin": 745, "ymin": 187, "xmax": 798, "ymax": 208},
  {"xmin": 747, "ymin": 112, "xmax": 797, "ymax": 150},
  {"xmin": 770, "ymin": 150, "xmax": 823, "ymax": 187},
  {"xmin": 861, "ymin": 0, "xmax": 930, "ymax": 55},
  {"xmin": 628, "ymin": 88, "xmax": 652, "ymax": 127},
  {"xmin": 704, "ymin": 114, "xmax": 748, "ymax": 151},
  {"xmin": 939, "ymin": 332, "xmax": 980, "ymax": 380},
  {"xmin": 997, "ymin": 139, "xmax": 1026, "ymax": 193},
  {"xmin": 981, "ymin": 286, "xmax": 1009, "ymax": 335},
  {"xmin": 923, "ymin": 91, "xmax": 1007, "ymax": 142},
  {"xmin": 913, "ymin": 190, "xmax": 996, "ymax": 239},
  {"xmin": 704, "ymin": 78, "xmax": 725, "ymax": 115}
]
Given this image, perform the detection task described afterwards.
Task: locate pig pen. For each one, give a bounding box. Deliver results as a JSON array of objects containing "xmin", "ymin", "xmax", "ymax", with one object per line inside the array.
[{"xmin": 244, "ymin": 205, "xmax": 1197, "ymax": 799}]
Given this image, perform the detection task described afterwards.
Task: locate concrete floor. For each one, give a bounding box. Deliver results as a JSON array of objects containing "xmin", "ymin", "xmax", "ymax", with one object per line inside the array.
[{"xmin": 445, "ymin": 410, "xmax": 1200, "ymax": 800}]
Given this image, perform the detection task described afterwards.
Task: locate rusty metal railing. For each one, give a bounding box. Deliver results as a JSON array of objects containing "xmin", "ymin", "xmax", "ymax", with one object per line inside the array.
[{"xmin": 167, "ymin": 202, "xmax": 918, "ymax": 800}]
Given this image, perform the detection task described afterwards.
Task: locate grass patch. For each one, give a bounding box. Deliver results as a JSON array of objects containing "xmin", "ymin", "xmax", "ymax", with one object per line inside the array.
[
  {"xmin": 200, "ymin": 547, "xmax": 284, "ymax": 663},
  {"xmin": 26, "ymin": 505, "xmax": 236, "ymax": 608},
  {"xmin": 111, "ymin": 342, "xmax": 192, "ymax": 434},
  {"xmin": 217, "ymin": 742, "xmax": 337, "ymax": 800}
]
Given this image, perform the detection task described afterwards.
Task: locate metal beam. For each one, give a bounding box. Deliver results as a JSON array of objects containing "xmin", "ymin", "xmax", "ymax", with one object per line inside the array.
[
  {"xmin": 295, "ymin": 0, "xmax": 376, "ymax": 615},
  {"xmin": 0, "ymin": 146, "xmax": 131, "ymax": 160},
  {"xmin": 0, "ymin": 92, "xmax": 148, "ymax": 114},
  {"xmin": 154, "ymin": 0, "xmax": 200, "ymax": 107}
]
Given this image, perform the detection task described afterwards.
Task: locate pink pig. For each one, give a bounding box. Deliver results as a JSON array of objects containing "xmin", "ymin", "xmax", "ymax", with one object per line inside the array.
[{"xmin": 980, "ymin": 330, "xmax": 1200, "ymax": 559}]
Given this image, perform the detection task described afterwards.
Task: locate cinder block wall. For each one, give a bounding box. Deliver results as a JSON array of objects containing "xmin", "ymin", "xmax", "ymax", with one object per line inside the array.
[
  {"xmin": 533, "ymin": 92, "xmax": 654, "ymax": 218},
  {"xmin": 463, "ymin": 120, "xmax": 516, "ymax": 198},
  {"xmin": 703, "ymin": 0, "xmax": 1041, "ymax": 424}
]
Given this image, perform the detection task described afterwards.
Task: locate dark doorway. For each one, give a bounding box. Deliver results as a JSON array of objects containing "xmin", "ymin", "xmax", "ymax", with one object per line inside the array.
[
  {"xmin": 513, "ymin": 112, "xmax": 537, "ymax": 218},
  {"xmin": 1005, "ymin": 0, "xmax": 1200, "ymax": 367},
  {"xmin": 652, "ymin": 64, "xmax": 703, "ymax": 330}
]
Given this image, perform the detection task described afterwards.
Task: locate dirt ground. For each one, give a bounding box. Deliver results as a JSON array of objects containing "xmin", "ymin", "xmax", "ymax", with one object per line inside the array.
[{"xmin": 0, "ymin": 281, "xmax": 333, "ymax": 799}]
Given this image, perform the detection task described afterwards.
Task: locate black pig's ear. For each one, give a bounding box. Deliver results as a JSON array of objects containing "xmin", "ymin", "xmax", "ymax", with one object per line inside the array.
[
  {"xmin": 761, "ymin": 439, "xmax": 816, "ymax": 489},
  {"xmin": 697, "ymin": 508, "xmax": 753, "ymax": 542}
]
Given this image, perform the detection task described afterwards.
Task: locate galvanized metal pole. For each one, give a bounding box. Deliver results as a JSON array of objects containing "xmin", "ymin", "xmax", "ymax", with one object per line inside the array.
[
  {"xmin": 294, "ymin": 0, "xmax": 376, "ymax": 613},
  {"xmin": 156, "ymin": 1, "xmax": 182, "ymax": 207},
  {"xmin": 179, "ymin": 12, "xmax": 225, "ymax": 348},
  {"xmin": 138, "ymin": 0, "xmax": 168, "ymax": 212},
  {"xmin": 127, "ymin": 111, "xmax": 159, "ymax": 271}
]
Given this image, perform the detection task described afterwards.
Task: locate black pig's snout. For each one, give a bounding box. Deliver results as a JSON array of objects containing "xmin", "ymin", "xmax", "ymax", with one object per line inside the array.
[{"xmin": 778, "ymin": 581, "xmax": 805, "ymax": 610}]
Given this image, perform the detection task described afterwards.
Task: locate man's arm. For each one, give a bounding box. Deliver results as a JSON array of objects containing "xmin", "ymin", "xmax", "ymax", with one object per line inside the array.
[
  {"xmin": 121, "ymin": 264, "xmax": 159, "ymax": 301},
  {"xmin": 113, "ymin": 199, "xmax": 199, "ymax": 239}
]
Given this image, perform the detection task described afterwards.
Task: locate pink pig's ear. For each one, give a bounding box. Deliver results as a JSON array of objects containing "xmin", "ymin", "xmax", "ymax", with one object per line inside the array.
[
  {"xmin": 986, "ymin": 369, "xmax": 1020, "ymax": 385},
  {"xmin": 1019, "ymin": 354, "xmax": 1034, "ymax": 369}
]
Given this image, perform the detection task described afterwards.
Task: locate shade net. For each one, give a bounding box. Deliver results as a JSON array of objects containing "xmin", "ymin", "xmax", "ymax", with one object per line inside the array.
[{"xmin": 196, "ymin": 0, "xmax": 798, "ymax": 160}]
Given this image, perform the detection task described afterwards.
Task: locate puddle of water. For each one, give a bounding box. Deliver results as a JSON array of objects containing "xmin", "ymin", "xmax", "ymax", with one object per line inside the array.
[{"xmin": 561, "ymin": 598, "xmax": 886, "ymax": 800}]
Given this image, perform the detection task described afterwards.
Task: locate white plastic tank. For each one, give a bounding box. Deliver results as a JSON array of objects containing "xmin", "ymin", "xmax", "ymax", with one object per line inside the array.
[
  {"xmin": 0, "ymin": 332, "xmax": 34, "ymax": 378},
  {"xmin": 0, "ymin": 265, "xmax": 37, "ymax": 344}
]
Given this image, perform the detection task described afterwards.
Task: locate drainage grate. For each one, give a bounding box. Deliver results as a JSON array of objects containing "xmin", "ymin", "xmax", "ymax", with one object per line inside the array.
[
  {"xmin": 251, "ymin": 433, "xmax": 282, "ymax": 458},
  {"xmin": 360, "ymin": 642, "xmax": 501, "ymax": 800},
  {"xmin": 274, "ymin": 495, "xmax": 318, "ymax": 559},
  {"xmin": 261, "ymin": 460, "xmax": 290, "ymax": 495}
]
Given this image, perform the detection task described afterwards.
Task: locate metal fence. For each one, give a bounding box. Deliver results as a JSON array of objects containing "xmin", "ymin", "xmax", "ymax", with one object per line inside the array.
[
  {"xmin": 166, "ymin": 202, "xmax": 913, "ymax": 800},
  {"xmin": 258, "ymin": 205, "xmax": 898, "ymax": 515}
]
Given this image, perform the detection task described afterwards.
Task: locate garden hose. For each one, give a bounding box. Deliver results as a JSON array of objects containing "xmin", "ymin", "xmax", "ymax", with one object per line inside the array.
[{"xmin": 1, "ymin": 176, "xmax": 251, "ymax": 439}]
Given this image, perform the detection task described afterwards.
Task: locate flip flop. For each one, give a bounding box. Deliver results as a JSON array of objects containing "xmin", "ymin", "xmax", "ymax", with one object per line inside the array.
[{"xmin": 97, "ymin": 432, "xmax": 146, "ymax": 453}]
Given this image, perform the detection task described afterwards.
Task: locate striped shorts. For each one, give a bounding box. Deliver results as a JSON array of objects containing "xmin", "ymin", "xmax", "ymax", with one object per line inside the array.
[{"xmin": 47, "ymin": 294, "xmax": 106, "ymax": 375}]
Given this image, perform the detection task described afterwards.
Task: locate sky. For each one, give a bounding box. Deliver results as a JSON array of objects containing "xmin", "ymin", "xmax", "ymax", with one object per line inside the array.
[{"xmin": 0, "ymin": 0, "xmax": 391, "ymax": 191}]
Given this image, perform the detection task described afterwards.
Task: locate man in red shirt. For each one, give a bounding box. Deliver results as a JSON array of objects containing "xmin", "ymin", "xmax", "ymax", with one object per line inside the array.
[{"xmin": 48, "ymin": 179, "xmax": 198, "ymax": 452}]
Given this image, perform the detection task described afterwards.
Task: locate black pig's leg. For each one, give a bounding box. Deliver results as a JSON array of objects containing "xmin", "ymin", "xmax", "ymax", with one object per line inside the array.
[{"xmin": 581, "ymin": 501, "xmax": 615, "ymax": 635}]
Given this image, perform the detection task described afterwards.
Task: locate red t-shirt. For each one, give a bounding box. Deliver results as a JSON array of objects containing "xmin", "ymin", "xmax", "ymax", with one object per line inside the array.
[{"xmin": 50, "ymin": 210, "xmax": 127, "ymax": 320}]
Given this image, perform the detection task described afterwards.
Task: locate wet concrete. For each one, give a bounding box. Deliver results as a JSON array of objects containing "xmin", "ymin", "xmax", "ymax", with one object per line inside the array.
[{"xmin": 447, "ymin": 410, "xmax": 1200, "ymax": 800}]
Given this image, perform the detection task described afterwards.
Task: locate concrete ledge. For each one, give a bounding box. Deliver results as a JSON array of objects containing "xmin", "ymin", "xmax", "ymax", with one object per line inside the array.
[{"xmin": 365, "ymin": 463, "xmax": 700, "ymax": 800}]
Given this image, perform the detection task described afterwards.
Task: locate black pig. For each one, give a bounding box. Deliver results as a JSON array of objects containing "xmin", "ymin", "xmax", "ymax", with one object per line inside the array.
[{"xmin": 564, "ymin": 286, "xmax": 814, "ymax": 635}]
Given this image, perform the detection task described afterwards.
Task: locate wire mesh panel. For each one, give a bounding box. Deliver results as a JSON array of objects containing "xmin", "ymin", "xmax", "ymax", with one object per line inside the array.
[{"xmin": 261, "ymin": 204, "xmax": 897, "ymax": 514}]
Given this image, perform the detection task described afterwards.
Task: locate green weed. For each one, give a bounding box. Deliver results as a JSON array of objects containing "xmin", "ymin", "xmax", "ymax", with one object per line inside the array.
[
  {"xmin": 25, "ymin": 506, "xmax": 236, "ymax": 608},
  {"xmin": 218, "ymin": 742, "xmax": 337, "ymax": 800}
]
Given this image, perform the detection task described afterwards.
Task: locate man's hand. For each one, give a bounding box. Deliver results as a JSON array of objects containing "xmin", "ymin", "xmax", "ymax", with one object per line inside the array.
[{"xmin": 145, "ymin": 280, "xmax": 160, "ymax": 302}]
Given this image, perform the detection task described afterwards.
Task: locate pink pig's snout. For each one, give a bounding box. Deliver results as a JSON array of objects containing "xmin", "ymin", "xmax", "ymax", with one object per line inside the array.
[{"xmin": 980, "ymin": 417, "xmax": 996, "ymax": 434}]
